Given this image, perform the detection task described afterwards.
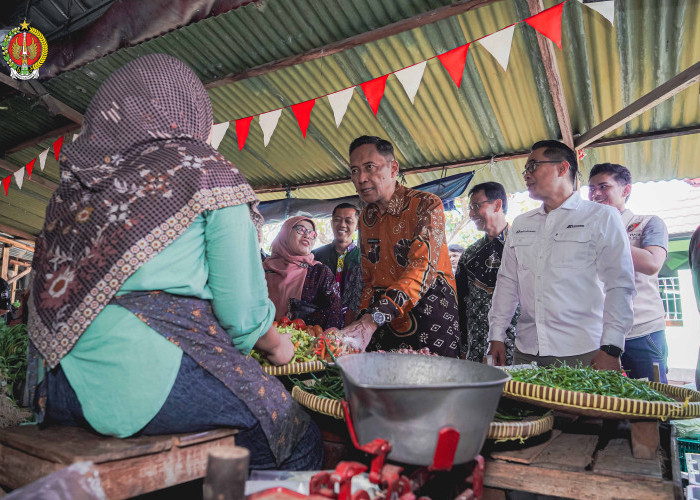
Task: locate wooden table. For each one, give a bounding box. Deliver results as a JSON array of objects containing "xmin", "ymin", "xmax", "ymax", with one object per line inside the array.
[
  {"xmin": 0, "ymin": 425, "xmax": 237, "ymax": 499},
  {"xmin": 481, "ymin": 414, "xmax": 683, "ymax": 500}
]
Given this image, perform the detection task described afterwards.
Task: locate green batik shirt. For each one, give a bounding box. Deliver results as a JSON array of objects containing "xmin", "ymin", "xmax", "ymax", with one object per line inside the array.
[{"xmin": 455, "ymin": 227, "xmax": 519, "ymax": 364}]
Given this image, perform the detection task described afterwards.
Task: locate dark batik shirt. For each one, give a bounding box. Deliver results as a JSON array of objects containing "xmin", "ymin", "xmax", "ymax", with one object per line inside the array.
[
  {"xmin": 358, "ymin": 183, "xmax": 460, "ymax": 357},
  {"xmin": 455, "ymin": 227, "xmax": 518, "ymax": 364}
]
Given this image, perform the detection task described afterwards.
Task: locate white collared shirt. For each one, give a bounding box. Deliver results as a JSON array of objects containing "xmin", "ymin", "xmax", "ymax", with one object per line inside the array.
[{"xmin": 488, "ymin": 192, "xmax": 635, "ymax": 356}]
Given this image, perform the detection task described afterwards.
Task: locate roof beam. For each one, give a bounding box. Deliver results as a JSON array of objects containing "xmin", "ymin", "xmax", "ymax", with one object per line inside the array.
[
  {"xmin": 0, "ymin": 73, "xmax": 84, "ymax": 125},
  {"xmin": 576, "ymin": 61, "xmax": 700, "ymax": 149},
  {"xmin": 0, "ymin": 158, "xmax": 59, "ymax": 191},
  {"xmin": 0, "ymin": 223, "xmax": 36, "ymax": 242},
  {"xmin": 588, "ymin": 124, "xmax": 700, "ymax": 148},
  {"xmin": 255, "ymin": 151, "xmax": 529, "ymax": 194},
  {"xmin": 0, "ymin": 235, "xmax": 35, "ymax": 253},
  {"xmin": 206, "ymin": 0, "xmax": 502, "ymax": 90},
  {"xmin": 5, "ymin": 123, "xmax": 79, "ymax": 155},
  {"xmin": 527, "ymin": 0, "xmax": 574, "ymax": 149}
]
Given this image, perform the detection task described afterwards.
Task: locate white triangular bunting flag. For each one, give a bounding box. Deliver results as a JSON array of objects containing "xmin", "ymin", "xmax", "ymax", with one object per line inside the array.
[
  {"xmin": 210, "ymin": 122, "xmax": 230, "ymax": 150},
  {"xmin": 578, "ymin": 0, "xmax": 615, "ymax": 25},
  {"xmin": 394, "ymin": 62, "xmax": 426, "ymax": 104},
  {"xmin": 478, "ymin": 25, "xmax": 516, "ymax": 72},
  {"xmin": 38, "ymin": 148, "xmax": 49, "ymax": 171},
  {"xmin": 72, "ymin": 133, "xmax": 80, "ymax": 142},
  {"xmin": 326, "ymin": 87, "xmax": 354, "ymax": 128},
  {"xmin": 259, "ymin": 109, "xmax": 282, "ymax": 147},
  {"xmin": 14, "ymin": 167, "xmax": 25, "ymax": 190}
]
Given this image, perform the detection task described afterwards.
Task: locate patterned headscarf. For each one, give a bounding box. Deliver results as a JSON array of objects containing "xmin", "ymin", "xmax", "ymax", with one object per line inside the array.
[
  {"xmin": 29, "ymin": 54, "xmax": 261, "ymax": 368},
  {"xmin": 263, "ymin": 216, "xmax": 318, "ymax": 321}
]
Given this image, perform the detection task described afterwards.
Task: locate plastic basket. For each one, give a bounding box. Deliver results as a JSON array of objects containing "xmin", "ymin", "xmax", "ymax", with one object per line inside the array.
[{"xmin": 678, "ymin": 436, "xmax": 700, "ymax": 472}]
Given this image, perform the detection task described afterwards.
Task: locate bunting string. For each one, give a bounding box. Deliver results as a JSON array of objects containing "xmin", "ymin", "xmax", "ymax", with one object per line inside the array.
[{"xmin": 2, "ymin": 0, "xmax": 615, "ymax": 197}]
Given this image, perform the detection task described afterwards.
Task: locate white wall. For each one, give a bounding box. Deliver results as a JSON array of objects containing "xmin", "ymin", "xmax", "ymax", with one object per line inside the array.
[{"xmin": 667, "ymin": 269, "xmax": 700, "ymax": 383}]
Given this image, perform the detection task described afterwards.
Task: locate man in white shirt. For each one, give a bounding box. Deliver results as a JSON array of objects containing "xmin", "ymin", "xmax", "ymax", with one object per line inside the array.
[
  {"xmin": 487, "ymin": 140, "xmax": 635, "ymax": 370},
  {"xmin": 588, "ymin": 163, "xmax": 669, "ymax": 382}
]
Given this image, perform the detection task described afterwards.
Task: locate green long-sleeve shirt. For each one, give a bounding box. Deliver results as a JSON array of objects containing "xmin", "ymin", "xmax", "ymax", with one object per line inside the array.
[{"xmin": 60, "ymin": 204, "xmax": 275, "ymax": 437}]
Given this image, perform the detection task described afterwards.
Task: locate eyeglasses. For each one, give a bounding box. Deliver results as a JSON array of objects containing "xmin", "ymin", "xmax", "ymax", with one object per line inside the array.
[
  {"xmin": 292, "ymin": 225, "xmax": 317, "ymax": 240},
  {"xmin": 467, "ymin": 200, "xmax": 493, "ymax": 212},
  {"xmin": 522, "ymin": 160, "xmax": 561, "ymax": 177}
]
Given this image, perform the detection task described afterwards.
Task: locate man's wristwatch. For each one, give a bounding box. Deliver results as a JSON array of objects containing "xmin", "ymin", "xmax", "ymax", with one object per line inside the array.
[
  {"xmin": 599, "ymin": 344, "xmax": 623, "ymax": 358},
  {"xmin": 372, "ymin": 311, "xmax": 387, "ymax": 326}
]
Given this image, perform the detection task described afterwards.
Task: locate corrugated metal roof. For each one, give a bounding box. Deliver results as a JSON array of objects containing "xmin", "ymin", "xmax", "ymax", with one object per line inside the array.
[{"xmin": 0, "ymin": 0, "xmax": 699, "ymax": 235}]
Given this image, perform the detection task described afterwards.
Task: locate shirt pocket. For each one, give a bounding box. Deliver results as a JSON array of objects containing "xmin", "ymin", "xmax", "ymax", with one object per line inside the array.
[
  {"xmin": 551, "ymin": 229, "xmax": 593, "ymax": 268},
  {"xmin": 510, "ymin": 233, "xmax": 536, "ymax": 270}
]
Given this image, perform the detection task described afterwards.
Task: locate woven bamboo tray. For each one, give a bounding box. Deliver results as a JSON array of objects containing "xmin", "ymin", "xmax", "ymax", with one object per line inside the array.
[
  {"xmin": 503, "ymin": 379, "xmax": 700, "ymax": 420},
  {"xmin": 291, "ymin": 386, "xmax": 555, "ymax": 441},
  {"xmin": 261, "ymin": 360, "xmax": 327, "ymax": 376}
]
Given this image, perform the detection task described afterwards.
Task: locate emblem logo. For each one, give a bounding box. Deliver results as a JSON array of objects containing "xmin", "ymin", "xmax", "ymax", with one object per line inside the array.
[{"xmin": 2, "ymin": 20, "xmax": 48, "ymax": 80}]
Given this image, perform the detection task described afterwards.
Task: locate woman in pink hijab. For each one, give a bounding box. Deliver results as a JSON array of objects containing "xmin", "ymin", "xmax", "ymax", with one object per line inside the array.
[{"xmin": 263, "ymin": 217, "xmax": 344, "ymax": 329}]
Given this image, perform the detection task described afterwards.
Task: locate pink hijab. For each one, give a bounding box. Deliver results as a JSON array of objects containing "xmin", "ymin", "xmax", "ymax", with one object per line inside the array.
[{"xmin": 263, "ymin": 216, "xmax": 319, "ymax": 320}]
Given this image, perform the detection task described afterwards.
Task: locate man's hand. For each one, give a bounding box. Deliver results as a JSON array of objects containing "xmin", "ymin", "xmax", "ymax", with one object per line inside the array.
[
  {"xmin": 339, "ymin": 314, "xmax": 378, "ymax": 352},
  {"xmin": 590, "ymin": 350, "xmax": 621, "ymax": 371},
  {"xmin": 488, "ymin": 341, "xmax": 507, "ymax": 366}
]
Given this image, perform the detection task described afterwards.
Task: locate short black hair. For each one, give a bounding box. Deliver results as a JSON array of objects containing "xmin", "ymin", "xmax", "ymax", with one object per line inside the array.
[
  {"xmin": 448, "ymin": 244, "xmax": 465, "ymax": 253},
  {"xmin": 589, "ymin": 163, "xmax": 632, "ymax": 185},
  {"xmin": 589, "ymin": 163, "xmax": 632, "ymax": 202},
  {"xmin": 531, "ymin": 140, "xmax": 578, "ymax": 186},
  {"xmin": 468, "ymin": 181, "xmax": 508, "ymax": 214},
  {"xmin": 349, "ymin": 135, "xmax": 395, "ymax": 158},
  {"xmin": 332, "ymin": 203, "xmax": 360, "ymax": 219}
]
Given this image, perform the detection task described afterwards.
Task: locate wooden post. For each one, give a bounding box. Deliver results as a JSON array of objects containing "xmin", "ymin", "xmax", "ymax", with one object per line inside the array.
[
  {"xmin": 10, "ymin": 264, "xmax": 18, "ymax": 303},
  {"xmin": 1, "ymin": 246, "xmax": 9, "ymax": 281},
  {"xmin": 202, "ymin": 446, "xmax": 249, "ymax": 500},
  {"xmin": 630, "ymin": 421, "xmax": 660, "ymax": 460}
]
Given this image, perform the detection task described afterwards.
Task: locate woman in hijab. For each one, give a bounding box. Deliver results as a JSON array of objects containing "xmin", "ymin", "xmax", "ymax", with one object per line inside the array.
[
  {"xmin": 27, "ymin": 54, "xmax": 322, "ymax": 470},
  {"xmin": 263, "ymin": 217, "xmax": 344, "ymax": 329}
]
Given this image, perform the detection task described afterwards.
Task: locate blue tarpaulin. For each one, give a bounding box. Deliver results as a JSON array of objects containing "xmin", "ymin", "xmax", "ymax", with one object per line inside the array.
[{"xmin": 258, "ymin": 171, "xmax": 474, "ymax": 224}]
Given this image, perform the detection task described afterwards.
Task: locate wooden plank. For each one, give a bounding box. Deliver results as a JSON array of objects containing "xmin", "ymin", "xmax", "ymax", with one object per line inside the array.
[
  {"xmin": 631, "ymin": 420, "xmax": 660, "ymax": 459},
  {"xmin": 0, "ymin": 443, "xmax": 65, "ymax": 490},
  {"xmin": 575, "ymin": 61, "xmax": 700, "ymax": 149},
  {"xmin": 7, "ymin": 266, "xmax": 31, "ymax": 285},
  {"xmin": 530, "ymin": 433, "xmax": 599, "ymax": 471},
  {"xmin": 173, "ymin": 428, "xmax": 237, "ymax": 447},
  {"xmin": 483, "ymin": 460, "xmax": 675, "ymax": 500},
  {"xmin": 588, "ymin": 125, "xmax": 700, "ymax": 148},
  {"xmin": 97, "ymin": 434, "xmax": 236, "ymax": 500},
  {"xmin": 206, "ymin": 0, "xmax": 501, "ymax": 90},
  {"xmin": 593, "ymin": 438, "xmax": 662, "ymax": 479},
  {"xmin": 0, "ymin": 236, "xmax": 35, "ymax": 253},
  {"xmin": 0, "ymin": 223, "xmax": 36, "ymax": 241},
  {"xmin": 0, "ymin": 74, "xmax": 84, "ymax": 125},
  {"xmin": 1, "ymin": 246, "xmax": 8, "ymax": 281},
  {"xmin": 5, "ymin": 123, "xmax": 79, "ymax": 155},
  {"xmin": 527, "ymin": 0, "xmax": 574, "ymax": 149},
  {"xmin": 490, "ymin": 429, "xmax": 562, "ymax": 465},
  {"xmin": 0, "ymin": 426, "xmax": 174, "ymax": 464}
]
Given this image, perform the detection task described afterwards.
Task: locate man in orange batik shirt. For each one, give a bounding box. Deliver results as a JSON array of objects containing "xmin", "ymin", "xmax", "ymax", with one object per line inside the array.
[{"xmin": 339, "ymin": 136, "xmax": 461, "ymax": 358}]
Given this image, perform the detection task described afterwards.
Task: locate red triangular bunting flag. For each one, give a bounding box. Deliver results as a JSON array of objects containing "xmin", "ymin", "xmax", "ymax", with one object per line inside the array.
[
  {"xmin": 360, "ymin": 74, "xmax": 389, "ymax": 116},
  {"xmin": 53, "ymin": 136, "xmax": 64, "ymax": 161},
  {"xmin": 235, "ymin": 116, "xmax": 254, "ymax": 151},
  {"xmin": 437, "ymin": 43, "xmax": 471, "ymax": 88},
  {"xmin": 291, "ymin": 99, "xmax": 316, "ymax": 138},
  {"xmin": 2, "ymin": 176, "xmax": 10, "ymax": 196},
  {"xmin": 26, "ymin": 158, "xmax": 36, "ymax": 179},
  {"xmin": 525, "ymin": 2, "xmax": 564, "ymax": 49}
]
